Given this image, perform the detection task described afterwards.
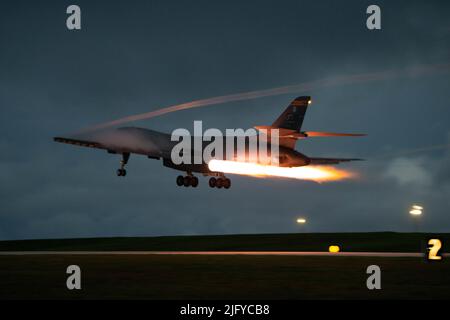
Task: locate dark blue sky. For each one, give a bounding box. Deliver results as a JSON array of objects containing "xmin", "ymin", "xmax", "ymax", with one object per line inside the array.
[{"xmin": 1, "ymin": 0, "xmax": 449, "ymax": 239}]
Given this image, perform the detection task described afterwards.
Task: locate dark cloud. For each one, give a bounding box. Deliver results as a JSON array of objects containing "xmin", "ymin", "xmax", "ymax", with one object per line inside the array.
[{"xmin": 1, "ymin": 0, "xmax": 450, "ymax": 239}]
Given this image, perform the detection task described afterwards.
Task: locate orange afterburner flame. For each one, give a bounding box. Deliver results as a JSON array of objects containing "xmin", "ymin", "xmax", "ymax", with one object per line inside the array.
[{"xmin": 208, "ymin": 160, "xmax": 355, "ymax": 183}]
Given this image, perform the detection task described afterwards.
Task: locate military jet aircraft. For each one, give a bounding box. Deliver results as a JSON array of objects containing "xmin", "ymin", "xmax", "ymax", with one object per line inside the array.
[{"xmin": 54, "ymin": 96, "xmax": 364, "ymax": 189}]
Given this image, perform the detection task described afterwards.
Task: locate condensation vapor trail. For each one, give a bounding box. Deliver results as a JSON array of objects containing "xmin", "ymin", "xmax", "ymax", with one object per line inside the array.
[
  {"xmin": 80, "ymin": 63, "xmax": 450, "ymax": 133},
  {"xmin": 372, "ymin": 143, "xmax": 450, "ymax": 160}
]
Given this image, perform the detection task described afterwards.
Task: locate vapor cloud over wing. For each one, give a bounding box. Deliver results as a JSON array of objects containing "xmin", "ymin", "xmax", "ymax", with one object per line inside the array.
[{"xmin": 81, "ymin": 63, "xmax": 450, "ymax": 133}]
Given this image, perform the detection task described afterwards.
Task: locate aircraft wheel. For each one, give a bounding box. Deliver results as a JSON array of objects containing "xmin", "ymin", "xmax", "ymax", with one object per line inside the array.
[
  {"xmin": 176, "ymin": 175, "xmax": 184, "ymax": 186},
  {"xmin": 216, "ymin": 178, "xmax": 223, "ymax": 189},
  {"xmin": 191, "ymin": 177, "xmax": 199, "ymax": 188},
  {"xmin": 223, "ymin": 178, "xmax": 231, "ymax": 189},
  {"xmin": 116, "ymin": 169, "xmax": 126, "ymax": 176},
  {"xmin": 209, "ymin": 177, "xmax": 216, "ymax": 188},
  {"xmin": 183, "ymin": 176, "xmax": 191, "ymax": 187},
  {"xmin": 122, "ymin": 169, "xmax": 127, "ymax": 177}
]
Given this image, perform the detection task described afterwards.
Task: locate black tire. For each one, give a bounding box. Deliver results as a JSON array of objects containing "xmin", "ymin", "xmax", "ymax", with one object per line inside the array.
[
  {"xmin": 176, "ymin": 175, "xmax": 184, "ymax": 186},
  {"xmin": 216, "ymin": 178, "xmax": 223, "ymax": 188},
  {"xmin": 191, "ymin": 177, "xmax": 199, "ymax": 188},
  {"xmin": 122, "ymin": 169, "xmax": 127, "ymax": 177},
  {"xmin": 223, "ymin": 178, "xmax": 231, "ymax": 189},
  {"xmin": 183, "ymin": 176, "xmax": 191, "ymax": 187},
  {"xmin": 209, "ymin": 177, "xmax": 216, "ymax": 188},
  {"xmin": 116, "ymin": 169, "xmax": 122, "ymax": 176}
]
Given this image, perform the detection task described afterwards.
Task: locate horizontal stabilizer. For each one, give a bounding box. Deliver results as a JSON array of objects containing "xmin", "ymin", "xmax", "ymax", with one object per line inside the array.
[
  {"xmin": 254, "ymin": 126, "xmax": 299, "ymax": 137},
  {"xmin": 303, "ymin": 131, "xmax": 366, "ymax": 137},
  {"xmin": 309, "ymin": 157, "xmax": 364, "ymax": 165},
  {"xmin": 254, "ymin": 128, "xmax": 366, "ymax": 140}
]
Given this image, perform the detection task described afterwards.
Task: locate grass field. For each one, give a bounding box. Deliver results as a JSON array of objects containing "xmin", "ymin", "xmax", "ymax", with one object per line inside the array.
[
  {"xmin": 0, "ymin": 232, "xmax": 449, "ymax": 252},
  {"xmin": 0, "ymin": 232, "xmax": 449, "ymax": 299}
]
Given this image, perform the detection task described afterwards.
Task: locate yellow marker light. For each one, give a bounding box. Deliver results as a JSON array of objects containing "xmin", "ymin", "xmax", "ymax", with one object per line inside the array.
[
  {"xmin": 412, "ymin": 205, "xmax": 423, "ymax": 210},
  {"xmin": 329, "ymin": 245, "xmax": 340, "ymax": 253},
  {"xmin": 296, "ymin": 218, "xmax": 306, "ymax": 224}
]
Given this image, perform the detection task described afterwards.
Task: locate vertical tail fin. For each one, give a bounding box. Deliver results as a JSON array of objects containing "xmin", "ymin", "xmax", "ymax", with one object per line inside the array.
[
  {"xmin": 270, "ymin": 96, "xmax": 311, "ymax": 149},
  {"xmin": 272, "ymin": 96, "xmax": 311, "ymax": 132},
  {"xmin": 255, "ymin": 97, "xmax": 312, "ymax": 149}
]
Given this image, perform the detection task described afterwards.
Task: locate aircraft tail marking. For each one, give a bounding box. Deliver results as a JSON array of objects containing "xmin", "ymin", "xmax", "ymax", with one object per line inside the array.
[{"xmin": 271, "ymin": 96, "xmax": 311, "ymax": 132}]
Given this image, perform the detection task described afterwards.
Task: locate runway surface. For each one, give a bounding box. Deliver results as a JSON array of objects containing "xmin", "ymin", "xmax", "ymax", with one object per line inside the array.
[{"xmin": 0, "ymin": 251, "xmax": 445, "ymax": 257}]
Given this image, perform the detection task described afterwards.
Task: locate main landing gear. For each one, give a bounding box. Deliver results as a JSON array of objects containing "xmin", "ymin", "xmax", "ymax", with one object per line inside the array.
[
  {"xmin": 176, "ymin": 175, "xmax": 199, "ymax": 188},
  {"xmin": 209, "ymin": 177, "xmax": 231, "ymax": 189},
  {"xmin": 175, "ymin": 174, "xmax": 231, "ymax": 189},
  {"xmin": 116, "ymin": 153, "xmax": 130, "ymax": 177}
]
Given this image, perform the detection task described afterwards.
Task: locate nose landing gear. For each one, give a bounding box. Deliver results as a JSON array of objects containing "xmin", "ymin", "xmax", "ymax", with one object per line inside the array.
[
  {"xmin": 117, "ymin": 168, "xmax": 126, "ymax": 176},
  {"xmin": 116, "ymin": 153, "xmax": 130, "ymax": 177}
]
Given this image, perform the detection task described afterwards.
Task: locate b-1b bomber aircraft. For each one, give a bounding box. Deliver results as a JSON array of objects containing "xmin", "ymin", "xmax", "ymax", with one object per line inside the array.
[{"xmin": 54, "ymin": 96, "xmax": 364, "ymax": 189}]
